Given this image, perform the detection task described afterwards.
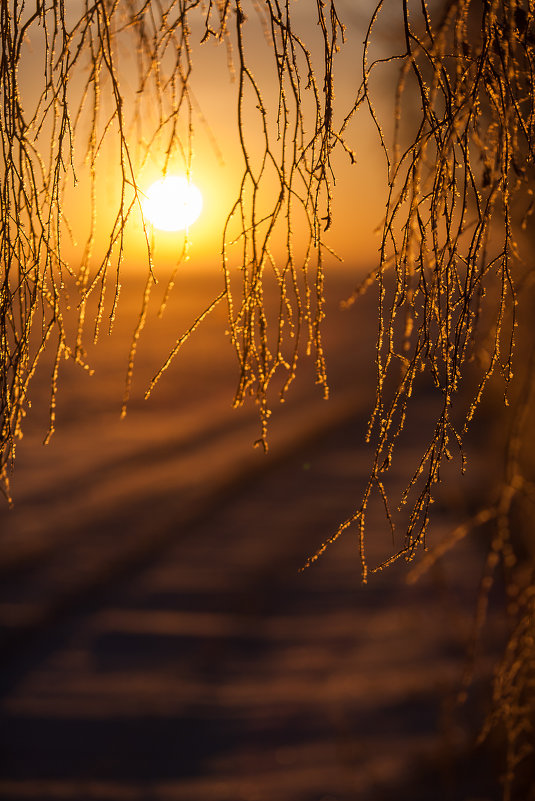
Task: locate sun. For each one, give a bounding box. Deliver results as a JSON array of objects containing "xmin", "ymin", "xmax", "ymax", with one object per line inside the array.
[{"xmin": 142, "ymin": 176, "xmax": 203, "ymax": 231}]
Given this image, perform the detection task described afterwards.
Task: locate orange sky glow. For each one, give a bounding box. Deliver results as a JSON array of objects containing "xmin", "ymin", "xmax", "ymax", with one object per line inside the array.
[{"xmin": 17, "ymin": 1, "xmax": 394, "ymax": 281}]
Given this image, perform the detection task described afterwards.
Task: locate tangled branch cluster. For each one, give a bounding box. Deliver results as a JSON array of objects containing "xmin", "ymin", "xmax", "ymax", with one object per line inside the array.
[
  {"xmin": 0, "ymin": 0, "xmax": 341, "ymax": 500},
  {"xmin": 306, "ymin": 0, "xmax": 535, "ymax": 572}
]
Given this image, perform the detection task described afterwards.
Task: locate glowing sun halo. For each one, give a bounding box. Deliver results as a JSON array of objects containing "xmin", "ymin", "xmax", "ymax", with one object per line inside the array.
[{"xmin": 143, "ymin": 176, "xmax": 203, "ymax": 231}]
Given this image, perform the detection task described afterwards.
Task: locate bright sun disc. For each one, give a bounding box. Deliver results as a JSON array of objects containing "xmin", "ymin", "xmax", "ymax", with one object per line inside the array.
[{"xmin": 143, "ymin": 176, "xmax": 203, "ymax": 231}]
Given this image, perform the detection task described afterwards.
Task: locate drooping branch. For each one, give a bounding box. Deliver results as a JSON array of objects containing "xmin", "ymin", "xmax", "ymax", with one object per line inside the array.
[
  {"xmin": 0, "ymin": 0, "xmax": 344, "ymax": 497},
  {"xmin": 305, "ymin": 0, "xmax": 535, "ymax": 585}
]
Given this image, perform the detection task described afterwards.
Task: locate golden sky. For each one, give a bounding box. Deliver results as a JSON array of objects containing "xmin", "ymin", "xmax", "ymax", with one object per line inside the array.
[{"xmin": 19, "ymin": 2, "xmax": 396, "ymax": 280}]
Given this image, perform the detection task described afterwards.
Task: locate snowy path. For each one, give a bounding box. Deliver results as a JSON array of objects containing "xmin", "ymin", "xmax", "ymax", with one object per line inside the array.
[{"xmin": 0, "ymin": 270, "xmax": 503, "ymax": 800}]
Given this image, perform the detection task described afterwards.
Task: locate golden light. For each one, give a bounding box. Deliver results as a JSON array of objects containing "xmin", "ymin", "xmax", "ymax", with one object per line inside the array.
[{"xmin": 142, "ymin": 176, "xmax": 203, "ymax": 231}]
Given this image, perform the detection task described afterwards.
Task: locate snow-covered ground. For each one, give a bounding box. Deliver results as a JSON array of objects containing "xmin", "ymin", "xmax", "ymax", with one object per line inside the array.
[{"xmin": 0, "ymin": 268, "xmax": 504, "ymax": 800}]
